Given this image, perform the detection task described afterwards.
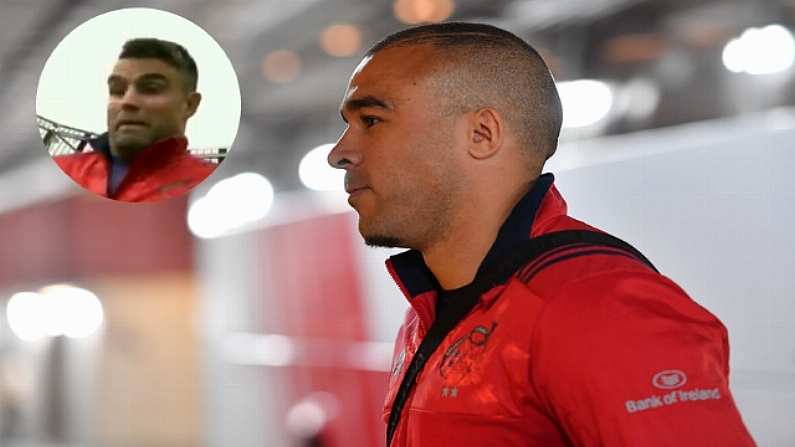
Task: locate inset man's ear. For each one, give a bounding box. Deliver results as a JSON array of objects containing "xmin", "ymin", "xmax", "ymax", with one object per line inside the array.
[
  {"xmin": 467, "ymin": 107, "xmax": 503, "ymax": 160},
  {"xmin": 184, "ymin": 92, "xmax": 202, "ymax": 119}
]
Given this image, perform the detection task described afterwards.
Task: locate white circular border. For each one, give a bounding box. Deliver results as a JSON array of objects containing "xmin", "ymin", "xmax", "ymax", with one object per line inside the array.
[{"xmin": 36, "ymin": 7, "xmax": 242, "ymax": 151}]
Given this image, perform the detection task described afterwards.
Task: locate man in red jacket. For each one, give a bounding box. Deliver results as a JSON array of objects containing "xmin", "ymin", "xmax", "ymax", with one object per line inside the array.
[
  {"xmin": 328, "ymin": 23, "xmax": 756, "ymax": 446},
  {"xmin": 53, "ymin": 38, "xmax": 216, "ymax": 202}
]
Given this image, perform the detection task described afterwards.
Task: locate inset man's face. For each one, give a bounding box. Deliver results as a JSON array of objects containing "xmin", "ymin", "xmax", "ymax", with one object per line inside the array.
[{"xmin": 106, "ymin": 58, "xmax": 199, "ymax": 160}]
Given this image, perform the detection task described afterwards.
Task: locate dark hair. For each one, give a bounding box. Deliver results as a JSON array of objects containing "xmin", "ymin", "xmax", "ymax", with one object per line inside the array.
[
  {"xmin": 119, "ymin": 38, "xmax": 198, "ymax": 92},
  {"xmin": 367, "ymin": 22, "xmax": 563, "ymax": 162}
]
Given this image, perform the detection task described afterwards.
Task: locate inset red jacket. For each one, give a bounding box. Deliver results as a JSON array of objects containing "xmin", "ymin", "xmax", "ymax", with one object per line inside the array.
[
  {"xmin": 53, "ymin": 133, "xmax": 217, "ymax": 202},
  {"xmin": 384, "ymin": 173, "xmax": 755, "ymax": 446}
]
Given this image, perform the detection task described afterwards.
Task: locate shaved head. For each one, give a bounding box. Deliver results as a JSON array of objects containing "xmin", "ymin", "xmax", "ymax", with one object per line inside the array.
[{"xmin": 366, "ymin": 22, "xmax": 563, "ymax": 165}]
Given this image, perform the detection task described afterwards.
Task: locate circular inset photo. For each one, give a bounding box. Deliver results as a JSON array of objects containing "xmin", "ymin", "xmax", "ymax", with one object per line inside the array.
[{"xmin": 36, "ymin": 8, "xmax": 241, "ymax": 203}]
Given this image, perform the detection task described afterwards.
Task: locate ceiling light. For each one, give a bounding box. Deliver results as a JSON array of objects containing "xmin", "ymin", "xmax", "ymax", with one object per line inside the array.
[
  {"xmin": 320, "ymin": 24, "xmax": 363, "ymax": 58},
  {"xmin": 6, "ymin": 285, "xmax": 104, "ymax": 341},
  {"xmin": 6, "ymin": 292, "xmax": 47, "ymax": 341},
  {"xmin": 557, "ymin": 79, "xmax": 614, "ymax": 128},
  {"xmin": 393, "ymin": 0, "xmax": 454, "ymax": 24},
  {"xmin": 188, "ymin": 173, "xmax": 274, "ymax": 239},
  {"xmin": 722, "ymin": 25, "xmax": 795, "ymax": 75},
  {"xmin": 263, "ymin": 50, "xmax": 302, "ymax": 83},
  {"xmin": 40, "ymin": 285, "xmax": 104, "ymax": 339}
]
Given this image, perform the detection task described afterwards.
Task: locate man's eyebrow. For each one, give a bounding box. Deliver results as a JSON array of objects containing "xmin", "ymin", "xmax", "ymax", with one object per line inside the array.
[
  {"xmin": 107, "ymin": 73, "xmax": 169, "ymax": 84},
  {"xmin": 345, "ymin": 95, "xmax": 390, "ymax": 111},
  {"xmin": 340, "ymin": 95, "xmax": 392, "ymax": 122},
  {"xmin": 136, "ymin": 73, "xmax": 170, "ymax": 83},
  {"xmin": 107, "ymin": 74, "xmax": 125, "ymax": 85}
]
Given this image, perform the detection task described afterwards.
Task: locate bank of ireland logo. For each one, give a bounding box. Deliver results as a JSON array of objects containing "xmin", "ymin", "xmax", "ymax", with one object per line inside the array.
[
  {"xmin": 624, "ymin": 368, "xmax": 719, "ymax": 414},
  {"xmin": 652, "ymin": 370, "xmax": 687, "ymax": 390}
]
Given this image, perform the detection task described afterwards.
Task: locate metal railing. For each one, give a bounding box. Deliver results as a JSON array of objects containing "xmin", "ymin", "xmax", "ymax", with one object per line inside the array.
[
  {"xmin": 191, "ymin": 147, "xmax": 228, "ymax": 164},
  {"xmin": 37, "ymin": 115, "xmax": 99, "ymax": 156},
  {"xmin": 36, "ymin": 115, "xmax": 227, "ymax": 163}
]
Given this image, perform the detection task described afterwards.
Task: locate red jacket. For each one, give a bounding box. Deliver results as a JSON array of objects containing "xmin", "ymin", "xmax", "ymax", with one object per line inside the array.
[
  {"xmin": 53, "ymin": 133, "xmax": 217, "ymax": 202},
  {"xmin": 383, "ymin": 173, "xmax": 755, "ymax": 446}
]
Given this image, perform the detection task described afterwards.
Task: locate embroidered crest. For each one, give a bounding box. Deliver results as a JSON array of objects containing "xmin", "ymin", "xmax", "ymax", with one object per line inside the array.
[{"xmin": 438, "ymin": 322, "xmax": 497, "ymax": 396}]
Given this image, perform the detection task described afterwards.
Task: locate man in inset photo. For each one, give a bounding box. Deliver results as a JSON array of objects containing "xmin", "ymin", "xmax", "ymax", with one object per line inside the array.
[{"xmin": 52, "ymin": 37, "xmax": 218, "ymax": 202}]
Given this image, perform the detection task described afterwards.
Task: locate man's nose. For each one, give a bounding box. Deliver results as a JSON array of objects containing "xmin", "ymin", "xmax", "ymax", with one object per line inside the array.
[
  {"xmin": 327, "ymin": 135, "xmax": 361, "ymax": 170},
  {"xmin": 120, "ymin": 87, "xmax": 142, "ymax": 109}
]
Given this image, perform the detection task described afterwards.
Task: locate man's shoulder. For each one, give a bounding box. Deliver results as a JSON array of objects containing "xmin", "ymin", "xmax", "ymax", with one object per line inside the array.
[
  {"xmin": 170, "ymin": 153, "xmax": 219, "ymax": 175},
  {"xmin": 519, "ymin": 215, "xmax": 657, "ymax": 293},
  {"xmin": 532, "ymin": 265, "xmax": 725, "ymax": 351},
  {"xmin": 52, "ymin": 151, "xmax": 104, "ymax": 172},
  {"xmin": 510, "ymin": 217, "xmax": 719, "ymax": 335}
]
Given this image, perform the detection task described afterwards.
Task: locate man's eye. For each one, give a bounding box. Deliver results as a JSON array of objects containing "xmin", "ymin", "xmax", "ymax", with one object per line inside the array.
[
  {"xmin": 138, "ymin": 83, "xmax": 164, "ymax": 94},
  {"xmin": 109, "ymin": 86, "xmax": 125, "ymax": 97},
  {"xmin": 362, "ymin": 116, "xmax": 381, "ymax": 128}
]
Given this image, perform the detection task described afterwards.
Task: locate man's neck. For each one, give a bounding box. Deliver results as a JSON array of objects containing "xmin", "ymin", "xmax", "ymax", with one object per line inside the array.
[
  {"xmin": 421, "ymin": 180, "xmax": 535, "ymax": 291},
  {"xmin": 110, "ymin": 144, "xmax": 146, "ymax": 163},
  {"xmin": 109, "ymin": 134, "xmax": 183, "ymax": 162}
]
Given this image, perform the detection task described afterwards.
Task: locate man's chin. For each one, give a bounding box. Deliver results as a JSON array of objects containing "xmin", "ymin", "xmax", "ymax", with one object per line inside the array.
[
  {"xmin": 357, "ymin": 212, "xmax": 408, "ymax": 248},
  {"xmin": 363, "ymin": 234, "xmax": 405, "ymax": 248},
  {"xmin": 110, "ymin": 134, "xmax": 151, "ymax": 158}
]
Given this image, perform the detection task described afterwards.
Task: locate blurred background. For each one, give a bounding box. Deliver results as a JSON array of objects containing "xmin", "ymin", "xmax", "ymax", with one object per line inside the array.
[{"xmin": 1, "ymin": 0, "xmax": 794, "ymax": 446}]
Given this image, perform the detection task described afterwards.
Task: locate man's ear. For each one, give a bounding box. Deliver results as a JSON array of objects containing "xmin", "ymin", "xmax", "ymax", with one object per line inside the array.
[
  {"xmin": 467, "ymin": 107, "xmax": 503, "ymax": 160},
  {"xmin": 184, "ymin": 92, "xmax": 202, "ymax": 120}
]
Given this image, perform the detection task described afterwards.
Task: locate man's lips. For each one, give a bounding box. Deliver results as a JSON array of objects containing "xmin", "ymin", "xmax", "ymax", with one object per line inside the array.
[
  {"xmin": 116, "ymin": 120, "xmax": 147, "ymax": 129},
  {"xmin": 346, "ymin": 187, "xmax": 369, "ymax": 208},
  {"xmin": 346, "ymin": 186, "xmax": 369, "ymax": 194}
]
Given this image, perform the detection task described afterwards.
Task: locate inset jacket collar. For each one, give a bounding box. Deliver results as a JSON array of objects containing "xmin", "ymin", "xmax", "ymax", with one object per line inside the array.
[{"xmin": 88, "ymin": 132, "xmax": 190, "ymax": 170}]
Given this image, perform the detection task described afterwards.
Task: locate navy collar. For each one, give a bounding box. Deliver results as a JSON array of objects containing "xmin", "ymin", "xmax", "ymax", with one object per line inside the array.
[
  {"xmin": 87, "ymin": 132, "xmax": 189, "ymax": 158},
  {"xmin": 88, "ymin": 133, "xmax": 113, "ymax": 159},
  {"xmin": 388, "ymin": 173, "xmax": 555, "ymax": 299}
]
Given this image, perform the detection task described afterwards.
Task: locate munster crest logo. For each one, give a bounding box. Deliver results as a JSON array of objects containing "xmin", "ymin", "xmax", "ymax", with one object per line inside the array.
[{"xmin": 438, "ymin": 322, "xmax": 497, "ymax": 397}]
